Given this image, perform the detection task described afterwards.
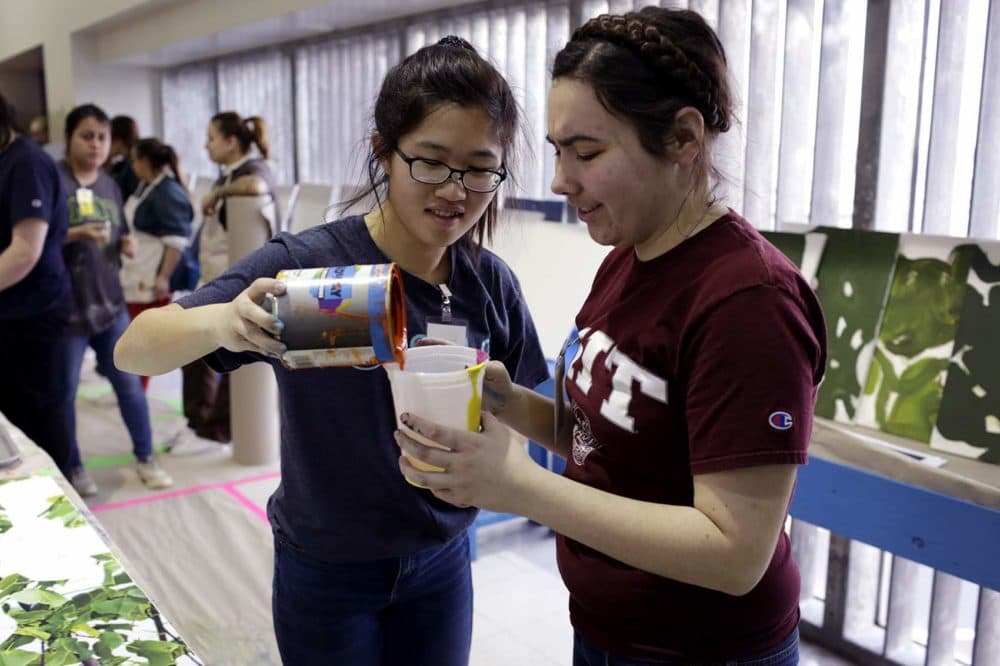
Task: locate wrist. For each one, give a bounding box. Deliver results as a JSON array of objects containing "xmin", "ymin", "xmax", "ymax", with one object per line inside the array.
[
  {"xmin": 508, "ymin": 385, "xmax": 531, "ymax": 425},
  {"xmin": 204, "ymin": 303, "xmax": 229, "ymax": 348},
  {"xmin": 507, "ymin": 458, "xmax": 550, "ymax": 519}
]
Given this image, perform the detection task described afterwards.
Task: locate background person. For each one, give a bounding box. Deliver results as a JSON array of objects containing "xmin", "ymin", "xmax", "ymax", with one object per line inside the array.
[
  {"xmin": 0, "ymin": 92, "xmax": 74, "ymax": 478},
  {"xmin": 58, "ymin": 103, "xmax": 173, "ymax": 495}
]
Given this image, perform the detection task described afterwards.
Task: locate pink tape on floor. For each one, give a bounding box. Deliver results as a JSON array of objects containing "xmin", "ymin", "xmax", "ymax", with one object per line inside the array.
[
  {"xmin": 221, "ymin": 484, "xmax": 270, "ymax": 524},
  {"xmin": 90, "ymin": 471, "xmax": 280, "ymax": 515}
]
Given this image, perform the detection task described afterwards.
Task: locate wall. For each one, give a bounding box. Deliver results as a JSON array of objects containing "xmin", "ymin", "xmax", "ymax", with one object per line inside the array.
[
  {"xmin": 0, "ymin": 0, "xmax": 333, "ymax": 140},
  {"xmin": 0, "ymin": 0, "xmax": 148, "ymax": 121},
  {"xmin": 70, "ymin": 33, "xmax": 161, "ymax": 138},
  {"xmin": 487, "ymin": 213, "xmax": 609, "ymax": 359}
]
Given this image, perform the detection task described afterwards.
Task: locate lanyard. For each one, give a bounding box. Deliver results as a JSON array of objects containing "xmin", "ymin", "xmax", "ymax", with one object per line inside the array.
[{"xmin": 439, "ymin": 284, "xmax": 453, "ymax": 322}]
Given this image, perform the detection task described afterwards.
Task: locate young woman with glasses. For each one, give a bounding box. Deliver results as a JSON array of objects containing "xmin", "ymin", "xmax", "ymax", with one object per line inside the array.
[
  {"xmin": 115, "ymin": 36, "xmax": 548, "ymax": 665},
  {"xmin": 394, "ymin": 7, "xmax": 828, "ymax": 666}
]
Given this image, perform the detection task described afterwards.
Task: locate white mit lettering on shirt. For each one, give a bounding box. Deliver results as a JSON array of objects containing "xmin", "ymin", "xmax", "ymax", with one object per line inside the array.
[{"xmin": 566, "ymin": 327, "xmax": 668, "ymax": 433}]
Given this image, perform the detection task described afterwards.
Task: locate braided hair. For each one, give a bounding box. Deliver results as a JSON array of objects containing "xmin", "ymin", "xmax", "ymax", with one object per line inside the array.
[{"xmin": 554, "ymin": 7, "xmax": 734, "ymax": 157}]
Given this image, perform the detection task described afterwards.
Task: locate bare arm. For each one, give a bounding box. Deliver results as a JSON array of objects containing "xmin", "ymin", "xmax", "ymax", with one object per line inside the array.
[
  {"xmin": 0, "ymin": 218, "xmax": 47, "ymax": 291},
  {"xmin": 222, "ymin": 174, "xmax": 269, "ymax": 196},
  {"xmin": 396, "ymin": 413, "xmax": 797, "ymax": 596},
  {"xmin": 512, "ymin": 462, "xmax": 796, "ymax": 596},
  {"xmin": 114, "ymin": 277, "xmax": 287, "ymax": 376},
  {"xmin": 65, "ymin": 222, "xmax": 109, "ymax": 244},
  {"xmin": 481, "ymin": 361, "xmax": 571, "ymax": 458},
  {"xmin": 203, "ymin": 175, "xmax": 269, "ymax": 215},
  {"xmin": 496, "ymin": 383, "xmax": 570, "ymax": 459}
]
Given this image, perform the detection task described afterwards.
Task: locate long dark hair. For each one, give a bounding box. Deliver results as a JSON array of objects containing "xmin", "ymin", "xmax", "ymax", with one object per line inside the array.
[
  {"xmin": 553, "ymin": 7, "xmax": 734, "ymax": 193},
  {"xmin": 135, "ymin": 137, "xmax": 184, "ymax": 185},
  {"xmin": 342, "ymin": 35, "xmax": 520, "ymax": 255},
  {"xmin": 64, "ymin": 104, "xmax": 110, "ymax": 145},
  {"xmin": 211, "ymin": 111, "xmax": 269, "ymax": 159}
]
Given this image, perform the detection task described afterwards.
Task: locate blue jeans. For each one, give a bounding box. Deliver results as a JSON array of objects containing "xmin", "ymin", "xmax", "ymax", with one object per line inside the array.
[
  {"xmin": 272, "ymin": 533, "xmax": 473, "ymax": 666},
  {"xmin": 573, "ymin": 627, "xmax": 799, "ymax": 666},
  {"xmin": 66, "ymin": 308, "xmax": 153, "ymax": 466}
]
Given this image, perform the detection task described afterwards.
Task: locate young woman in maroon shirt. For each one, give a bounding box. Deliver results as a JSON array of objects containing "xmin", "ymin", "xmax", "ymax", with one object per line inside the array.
[{"xmin": 397, "ymin": 7, "xmax": 828, "ymax": 665}]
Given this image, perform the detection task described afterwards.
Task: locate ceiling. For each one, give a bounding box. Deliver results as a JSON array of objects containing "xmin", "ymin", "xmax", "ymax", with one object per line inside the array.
[{"xmin": 102, "ymin": 0, "xmax": 478, "ymax": 67}]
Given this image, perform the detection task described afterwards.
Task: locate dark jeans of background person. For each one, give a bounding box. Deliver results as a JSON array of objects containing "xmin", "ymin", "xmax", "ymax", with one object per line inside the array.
[
  {"xmin": 65, "ymin": 307, "xmax": 153, "ymax": 466},
  {"xmin": 182, "ymin": 359, "xmax": 230, "ymax": 442},
  {"xmin": 573, "ymin": 626, "xmax": 800, "ymax": 666},
  {"xmin": 0, "ymin": 312, "xmax": 73, "ymax": 476},
  {"xmin": 272, "ymin": 532, "xmax": 473, "ymax": 666}
]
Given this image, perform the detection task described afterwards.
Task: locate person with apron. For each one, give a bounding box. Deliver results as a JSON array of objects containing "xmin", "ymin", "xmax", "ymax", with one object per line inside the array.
[
  {"xmin": 120, "ymin": 138, "xmax": 194, "ymax": 391},
  {"xmin": 171, "ymin": 111, "xmax": 279, "ymax": 450}
]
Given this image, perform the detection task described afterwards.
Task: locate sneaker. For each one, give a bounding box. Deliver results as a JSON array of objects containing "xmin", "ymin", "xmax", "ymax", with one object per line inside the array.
[
  {"xmin": 136, "ymin": 457, "xmax": 173, "ymax": 490},
  {"xmin": 166, "ymin": 429, "xmax": 221, "ymax": 456},
  {"xmin": 70, "ymin": 466, "xmax": 99, "ymax": 497}
]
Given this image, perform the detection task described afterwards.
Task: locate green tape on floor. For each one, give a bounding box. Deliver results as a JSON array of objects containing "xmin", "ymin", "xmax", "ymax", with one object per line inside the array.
[
  {"xmin": 76, "ymin": 385, "xmax": 112, "ymax": 399},
  {"xmin": 151, "ymin": 397, "xmax": 183, "ymax": 413},
  {"xmin": 83, "ymin": 445, "xmax": 169, "ymax": 470}
]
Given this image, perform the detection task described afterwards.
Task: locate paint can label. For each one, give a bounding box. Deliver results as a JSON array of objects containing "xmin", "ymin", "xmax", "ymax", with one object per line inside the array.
[{"xmin": 266, "ymin": 263, "xmax": 407, "ymax": 369}]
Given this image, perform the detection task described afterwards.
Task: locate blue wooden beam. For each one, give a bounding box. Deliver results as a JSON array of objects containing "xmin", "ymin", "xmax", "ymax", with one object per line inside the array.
[{"xmin": 791, "ymin": 456, "xmax": 1000, "ymax": 591}]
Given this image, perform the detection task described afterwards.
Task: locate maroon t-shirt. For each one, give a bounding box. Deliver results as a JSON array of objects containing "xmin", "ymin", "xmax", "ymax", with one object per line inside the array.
[{"xmin": 556, "ymin": 212, "xmax": 827, "ymax": 661}]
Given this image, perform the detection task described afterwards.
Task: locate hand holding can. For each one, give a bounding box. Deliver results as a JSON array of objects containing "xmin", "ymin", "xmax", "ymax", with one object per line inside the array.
[{"xmin": 263, "ymin": 263, "xmax": 408, "ymax": 369}]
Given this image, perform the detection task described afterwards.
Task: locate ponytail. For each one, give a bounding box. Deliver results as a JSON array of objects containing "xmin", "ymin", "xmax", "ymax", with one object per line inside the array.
[
  {"xmin": 212, "ymin": 111, "xmax": 269, "ymax": 159},
  {"xmin": 135, "ymin": 137, "xmax": 184, "ymax": 183},
  {"xmin": 244, "ymin": 116, "xmax": 269, "ymax": 160}
]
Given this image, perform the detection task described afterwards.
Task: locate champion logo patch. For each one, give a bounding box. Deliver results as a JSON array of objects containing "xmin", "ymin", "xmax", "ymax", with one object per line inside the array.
[
  {"xmin": 768, "ymin": 411, "xmax": 794, "ymax": 430},
  {"xmin": 31, "ymin": 199, "xmax": 42, "ymax": 208}
]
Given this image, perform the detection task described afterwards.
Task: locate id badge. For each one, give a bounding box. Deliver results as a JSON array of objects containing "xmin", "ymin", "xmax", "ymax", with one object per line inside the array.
[
  {"xmin": 76, "ymin": 187, "xmax": 95, "ymax": 216},
  {"xmin": 426, "ymin": 317, "xmax": 469, "ymax": 346}
]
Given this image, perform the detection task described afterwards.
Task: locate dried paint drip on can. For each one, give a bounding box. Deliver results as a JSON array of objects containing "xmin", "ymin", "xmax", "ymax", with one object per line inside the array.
[{"xmin": 264, "ymin": 264, "xmax": 407, "ymax": 370}]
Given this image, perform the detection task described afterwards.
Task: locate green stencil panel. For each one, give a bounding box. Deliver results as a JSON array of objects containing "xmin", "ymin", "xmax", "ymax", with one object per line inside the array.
[
  {"xmin": 862, "ymin": 244, "xmax": 975, "ymax": 442},
  {"xmin": 812, "ymin": 227, "xmax": 900, "ymax": 421},
  {"xmin": 935, "ymin": 246, "xmax": 1000, "ymax": 462},
  {"xmin": 761, "ymin": 231, "xmax": 805, "ymax": 267}
]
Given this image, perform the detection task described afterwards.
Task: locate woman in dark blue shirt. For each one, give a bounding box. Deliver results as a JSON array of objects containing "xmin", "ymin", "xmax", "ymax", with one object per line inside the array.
[
  {"xmin": 0, "ymin": 92, "xmax": 74, "ymax": 476},
  {"xmin": 116, "ymin": 37, "xmax": 549, "ymax": 665}
]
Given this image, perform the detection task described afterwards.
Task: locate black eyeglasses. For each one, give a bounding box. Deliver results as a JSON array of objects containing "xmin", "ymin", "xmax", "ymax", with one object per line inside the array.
[{"xmin": 393, "ymin": 148, "xmax": 506, "ymax": 193}]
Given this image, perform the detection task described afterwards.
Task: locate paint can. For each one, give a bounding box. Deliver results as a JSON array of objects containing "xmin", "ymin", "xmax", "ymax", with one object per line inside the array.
[{"xmin": 263, "ymin": 263, "xmax": 407, "ymax": 369}]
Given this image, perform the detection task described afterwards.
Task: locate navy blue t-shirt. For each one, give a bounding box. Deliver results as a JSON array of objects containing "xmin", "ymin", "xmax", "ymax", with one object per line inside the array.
[
  {"xmin": 0, "ymin": 136, "xmax": 71, "ymax": 321},
  {"xmin": 178, "ymin": 216, "xmax": 550, "ymax": 563}
]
